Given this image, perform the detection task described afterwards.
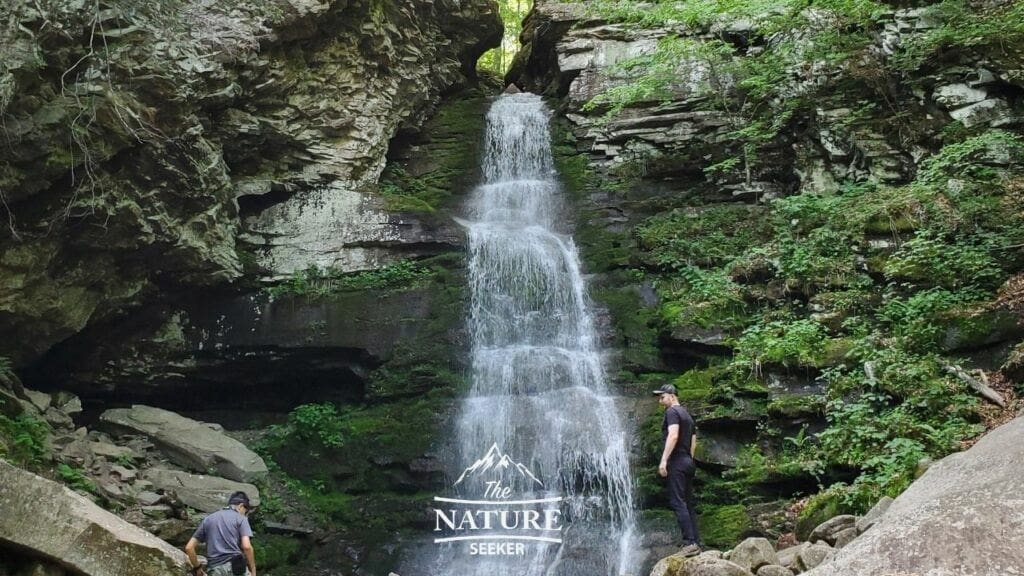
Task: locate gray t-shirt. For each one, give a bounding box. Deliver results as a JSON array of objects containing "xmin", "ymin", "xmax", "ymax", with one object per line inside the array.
[{"xmin": 192, "ymin": 508, "xmax": 253, "ymax": 568}]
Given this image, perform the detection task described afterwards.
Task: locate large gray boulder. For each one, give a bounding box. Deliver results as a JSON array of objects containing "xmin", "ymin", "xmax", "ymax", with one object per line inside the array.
[
  {"xmin": 729, "ymin": 537, "xmax": 779, "ymax": 572},
  {"xmin": 805, "ymin": 414, "xmax": 1024, "ymax": 576},
  {"xmin": 650, "ymin": 554, "xmax": 753, "ymax": 576},
  {"xmin": 100, "ymin": 405, "xmax": 267, "ymax": 482},
  {"xmin": 145, "ymin": 468, "xmax": 260, "ymax": 513},
  {"xmin": 0, "ymin": 460, "xmax": 187, "ymax": 576}
]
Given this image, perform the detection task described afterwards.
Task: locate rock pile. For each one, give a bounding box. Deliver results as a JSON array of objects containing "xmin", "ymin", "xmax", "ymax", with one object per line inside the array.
[
  {"xmin": 8, "ymin": 389, "xmax": 265, "ymax": 546},
  {"xmin": 650, "ymin": 497, "xmax": 892, "ymax": 576}
]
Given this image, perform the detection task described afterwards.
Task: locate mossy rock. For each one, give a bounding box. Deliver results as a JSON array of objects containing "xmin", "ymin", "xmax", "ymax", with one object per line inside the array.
[
  {"xmin": 698, "ymin": 504, "xmax": 754, "ymax": 549},
  {"xmin": 796, "ymin": 489, "xmax": 858, "ymax": 540},
  {"xmin": 766, "ymin": 394, "xmax": 825, "ymax": 418},
  {"xmin": 592, "ymin": 286, "xmax": 662, "ymax": 370},
  {"xmin": 378, "ymin": 88, "xmax": 492, "ymax": 213},
  {"xmin": 673, "ymin": 368, "xmax": 716, "ymax": 407},
  {"xmin": 254, "ymin": 534, "xmax": 305, "ymax": 571}
]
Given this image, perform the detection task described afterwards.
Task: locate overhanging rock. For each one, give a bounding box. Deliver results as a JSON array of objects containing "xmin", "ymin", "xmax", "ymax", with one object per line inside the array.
[{"xmin": 0, "ymin": 460, "xmax": 187, "ymax": 576}]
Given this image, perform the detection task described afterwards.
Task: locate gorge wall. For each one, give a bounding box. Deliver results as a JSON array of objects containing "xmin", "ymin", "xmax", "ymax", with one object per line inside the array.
[
  {"xmin": 2, "ymin": 0, "xmax": 501, "ymax": 573},
  {"xmin": 509, "ymin": 0, "xmax": 1024, "ymax": 561}
]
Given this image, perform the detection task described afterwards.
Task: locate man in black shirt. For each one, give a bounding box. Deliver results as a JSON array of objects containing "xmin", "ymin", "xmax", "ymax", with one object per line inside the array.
[{"xmin": 653, "ymin": 383, "xmax": 701, "ymax": 556}]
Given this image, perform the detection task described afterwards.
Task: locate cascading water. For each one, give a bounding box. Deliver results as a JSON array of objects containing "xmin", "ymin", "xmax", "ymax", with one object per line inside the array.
[{"xmin": 425, "ymin": 93, "xmax": 639, "ymax": 576}]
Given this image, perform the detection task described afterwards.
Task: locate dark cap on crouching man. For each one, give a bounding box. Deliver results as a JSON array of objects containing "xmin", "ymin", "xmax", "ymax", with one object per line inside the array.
[
  {"xmin": 185, "ymin": 491, "xmax": 257, "ymax": 576},
  {"xmin": 652, "ymin": 383, "xmax": 702, "ymax": 556}
]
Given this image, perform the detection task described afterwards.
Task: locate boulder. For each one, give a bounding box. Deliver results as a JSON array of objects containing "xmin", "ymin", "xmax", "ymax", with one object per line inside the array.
[
  {"xmin": 23, "ymin": 389, "xmax": 52, "ymax": 412},
  {"xmin": 652, "ymin": 554, "xmax": 754, "ymax": 576},
  {"xmin": 0, "ymin": 460, "xmax": 187, "ymax": 575},
  {"xmin": 804, "ymin": 415, "xmax": 1024, "ymax": 576},
  {"xmin": 949, "ymin": 98, "xmax": 1013, "ymax": 128},
  {"xmin": 854, "ymin": 496, "xmax": 891, "ymax": 534},
  {"xmin": 680, "ymin": 557, "xmax": 753, "ymax": 576},
  {"xmin": 100, "ymin": 405, "xmax": 267, "ymax": 482},
  {"xmin": 933, "ymin": 84, "xmax": 987, "ymax": 108},
  {"xmin": 756, "ymin": 566, "xmax": 794, "ymax": 576},
  {"xmin": 797, "ymin": 543, "xmax": 834, "ymax": 571},
  {"xmin": 807, "ymin": 515, "xmax": 856, "ymax": 545},
  {"xmin": 145, "ymin": 468, "xmax": 260, "ymax": 513},
  {"xmin": 832, "ymin": 527, "xmax": 857, "ymax": 549},
  {"xmin": 776, "ymin": 543, "xmax": 807, "ymax": 570},
  {"xmin": 729, "ymin": 537, "xmax": 779, "ymax": 572}
]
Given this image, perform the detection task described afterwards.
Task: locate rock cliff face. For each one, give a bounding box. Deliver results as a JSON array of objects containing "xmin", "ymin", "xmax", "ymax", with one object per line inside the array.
[
  {"xmin": 511, "ymin": 0, "xmax": 1024, "ymax": 565},
  {"xmin": 0, "ymin": 0, "xmax": 501, "ymax": 366}
]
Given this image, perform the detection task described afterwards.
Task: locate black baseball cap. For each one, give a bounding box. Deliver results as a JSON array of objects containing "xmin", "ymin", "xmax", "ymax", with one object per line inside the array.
[{"xmin": 651, "ymin": 384, "xmax": 676, "ymax": 396}]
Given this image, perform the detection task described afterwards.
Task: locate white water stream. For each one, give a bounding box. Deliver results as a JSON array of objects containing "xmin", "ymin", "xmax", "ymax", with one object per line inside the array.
[{"xmin": 427, "ymin": 93, "xmax": 639, "ymax": 576}]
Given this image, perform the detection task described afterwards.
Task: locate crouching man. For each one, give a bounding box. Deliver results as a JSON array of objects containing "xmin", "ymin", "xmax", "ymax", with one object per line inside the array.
[{"xmin": 185, "ymin": 491, "xmax": 257, "ymax": 576}]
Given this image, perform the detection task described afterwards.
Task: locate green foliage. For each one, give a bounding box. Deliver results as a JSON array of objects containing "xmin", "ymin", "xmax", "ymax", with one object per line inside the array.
[
  {"xmin": 659, "ymin": 266, "xmax": 749, "ymax": 330},
  {"xmin": 697, "ymin": 504, "xmax": 752, "ymax": 549},
  {"xmin": 287, "ymin": 403, "xmax": 346, "ymax": 449},
  {"xmin": 477, "ymin": 0, "xmax": 533, "ymax": 75},
  {"xmin": 890, "ymin": 0, "xmax": 1024, "ymax": 71},
  {"xmin": 254, "ymin": 534, "xmax": 303, "ymax": 572},
  {"xmin": 637, "ymin": 205, "xmax": 772, "ymax": 269},
  {"xmin": 57, "ymin": 463, "xmax": 97, "ymax": 494},
  {"xmin": 0, "ymin": 413, "xmax": 50, "ymax": 466},
  {"xmin": 883, "ymin": 233, "xmax": 1003, "ymax": 290},
  {"xmin": 266, "ymin": 261, "xmax": 432, "ymax": 299},
  {"xmin": 732, "ymin": 317, "xmax": 829, "ymax": 370}
]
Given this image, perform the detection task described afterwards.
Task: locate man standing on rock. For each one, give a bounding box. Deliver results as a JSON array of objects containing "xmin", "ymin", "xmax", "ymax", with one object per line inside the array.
[
  {"xmin": 654, "ymin": 383, "xmax": 701, "ymax": 556},
  {"xmin": 185, "ymin": 491, "xmax": 257, "ymax": 576}
]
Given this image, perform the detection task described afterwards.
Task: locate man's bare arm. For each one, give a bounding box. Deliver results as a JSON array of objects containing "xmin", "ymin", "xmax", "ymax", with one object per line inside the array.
[
  {"xmin": 659, "ymin": 424, "xmax": 680, "ymax": 475},
  {"xmin": 241, "ymin": 535, "xmax": 256, "ymax": 576},
  {"xmin": 184, "ymin": 537, "xmax": 204, "ymax": 574},
  {"xmin": 690, "ymin": 433, "xmax": 697, "ymax": 458}
]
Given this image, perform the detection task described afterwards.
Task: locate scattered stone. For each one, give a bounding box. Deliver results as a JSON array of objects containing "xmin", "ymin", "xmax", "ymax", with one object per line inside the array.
[
  {"xmin": 729, "ymin": 537, "xmax": 779, "ymax": 572},
  {"xmin": 0, "ymin": 460, "xmax": 187, "ymax": 575},
  {"xmin": 0, "ymin": 387, "xmax": 24, "ymax": 417},
  {"xmin": 141, "ymin": 505, "xmax": 175, "ymax": 519},
  {"xmin": 855, "ymin": 496, "xmax": 893, "ymax": 534},
  {"xmin": 23, "ymin": 389, "xmax": 52, "ymax": 412},
  {"xmin": 776, "ymin": 543, "xmax": 807, "ymax": 569},
  {"xmin": 264, "ymin": 521, "xmax": 314, "ymax": 536},
  {"xmin": 53, "ymin": 392, "xmax": 82, "ymax": 416},
  {"xmin": 89, "ymin": 441, "xmax": 134, "ymax": 460},
  {"xmin": 756, "ymin": 566, "xmax": 794, "ymax": 576},
  {"xmin": 933, "ymin": 84, "xmax": 987, "ymax": 108},
  {"xmin": 145, "ymin": 468, "xmax": 260, "ymax": 513},
  {"xmin": 949, "ymin": 98, "xmax": 1013, "ymax": 128},
  {"xmin": 797, "ymin": 542, "xmax": 834, "ymax": 571},
  {"xmin": 680, "ymin": 556, "xmax": 752, "ymax": 576},
  {"xmin": 832, "ymin": 527, "xmax": 857, "ymax": 549},
  {"xmin": 698, "ymin": 550, "xmax": 724, "ymax": 560},
  {"xmin": 100, "ymin": 405, "xmax": 267, "ymax": 482},
  {"xmin": 110, "ymin": 465, "xmax": 137, "ymax": 481},
  {"xmin": 137, "ymin": 491, "xmax": 164, "ymax": 506},
  {"xmin": 43, "ymin": 407, "xmax": 73, "ymax": 429},
  {"xmin": 808, "ymin": 515, "xmax": 856, "ymax": 545}
]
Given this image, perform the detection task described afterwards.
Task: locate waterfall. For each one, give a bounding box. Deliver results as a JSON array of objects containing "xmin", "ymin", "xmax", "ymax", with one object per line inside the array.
[{"xmin": 425, "ymin": 93, "xmax": 639, "ymax": 576}]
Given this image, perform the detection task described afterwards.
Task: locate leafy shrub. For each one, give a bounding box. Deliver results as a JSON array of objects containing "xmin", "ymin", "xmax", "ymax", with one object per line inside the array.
[
  {"xmin": 267, "ymin": 261, "xmax": 432, "ymax": 299},
  {"xmin": 732, "ymin": 318, "xmax": 829, "ymax": 371},
  {"xmin": 883, "ymin": 232, "xmax": 1002, "ymax": 290},
  {"xmin": 287, "ymin": 403, "xmax": 345, "ymax": 449},
  {"xmin": 658, "ymin": 266, "xmax": 749, "ymax": 329},
  {"xmin": 0, "ymin": 413, "xmax": 50, "ymax": 466},
  {"xmin": 57, "ymin": 463, "xmax": 97, "ymax": 494}
]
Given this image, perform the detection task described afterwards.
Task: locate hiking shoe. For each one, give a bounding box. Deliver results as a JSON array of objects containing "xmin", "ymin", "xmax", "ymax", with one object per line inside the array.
[{"xmin": 680, "ymin": 543, "xmax": 701, "ymax": 557}]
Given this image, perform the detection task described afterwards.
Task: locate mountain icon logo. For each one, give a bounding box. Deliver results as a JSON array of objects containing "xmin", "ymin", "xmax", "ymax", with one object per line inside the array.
[{"xmin": 454, "ymin": 443, "xmax": 544, "ymax": 488}]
